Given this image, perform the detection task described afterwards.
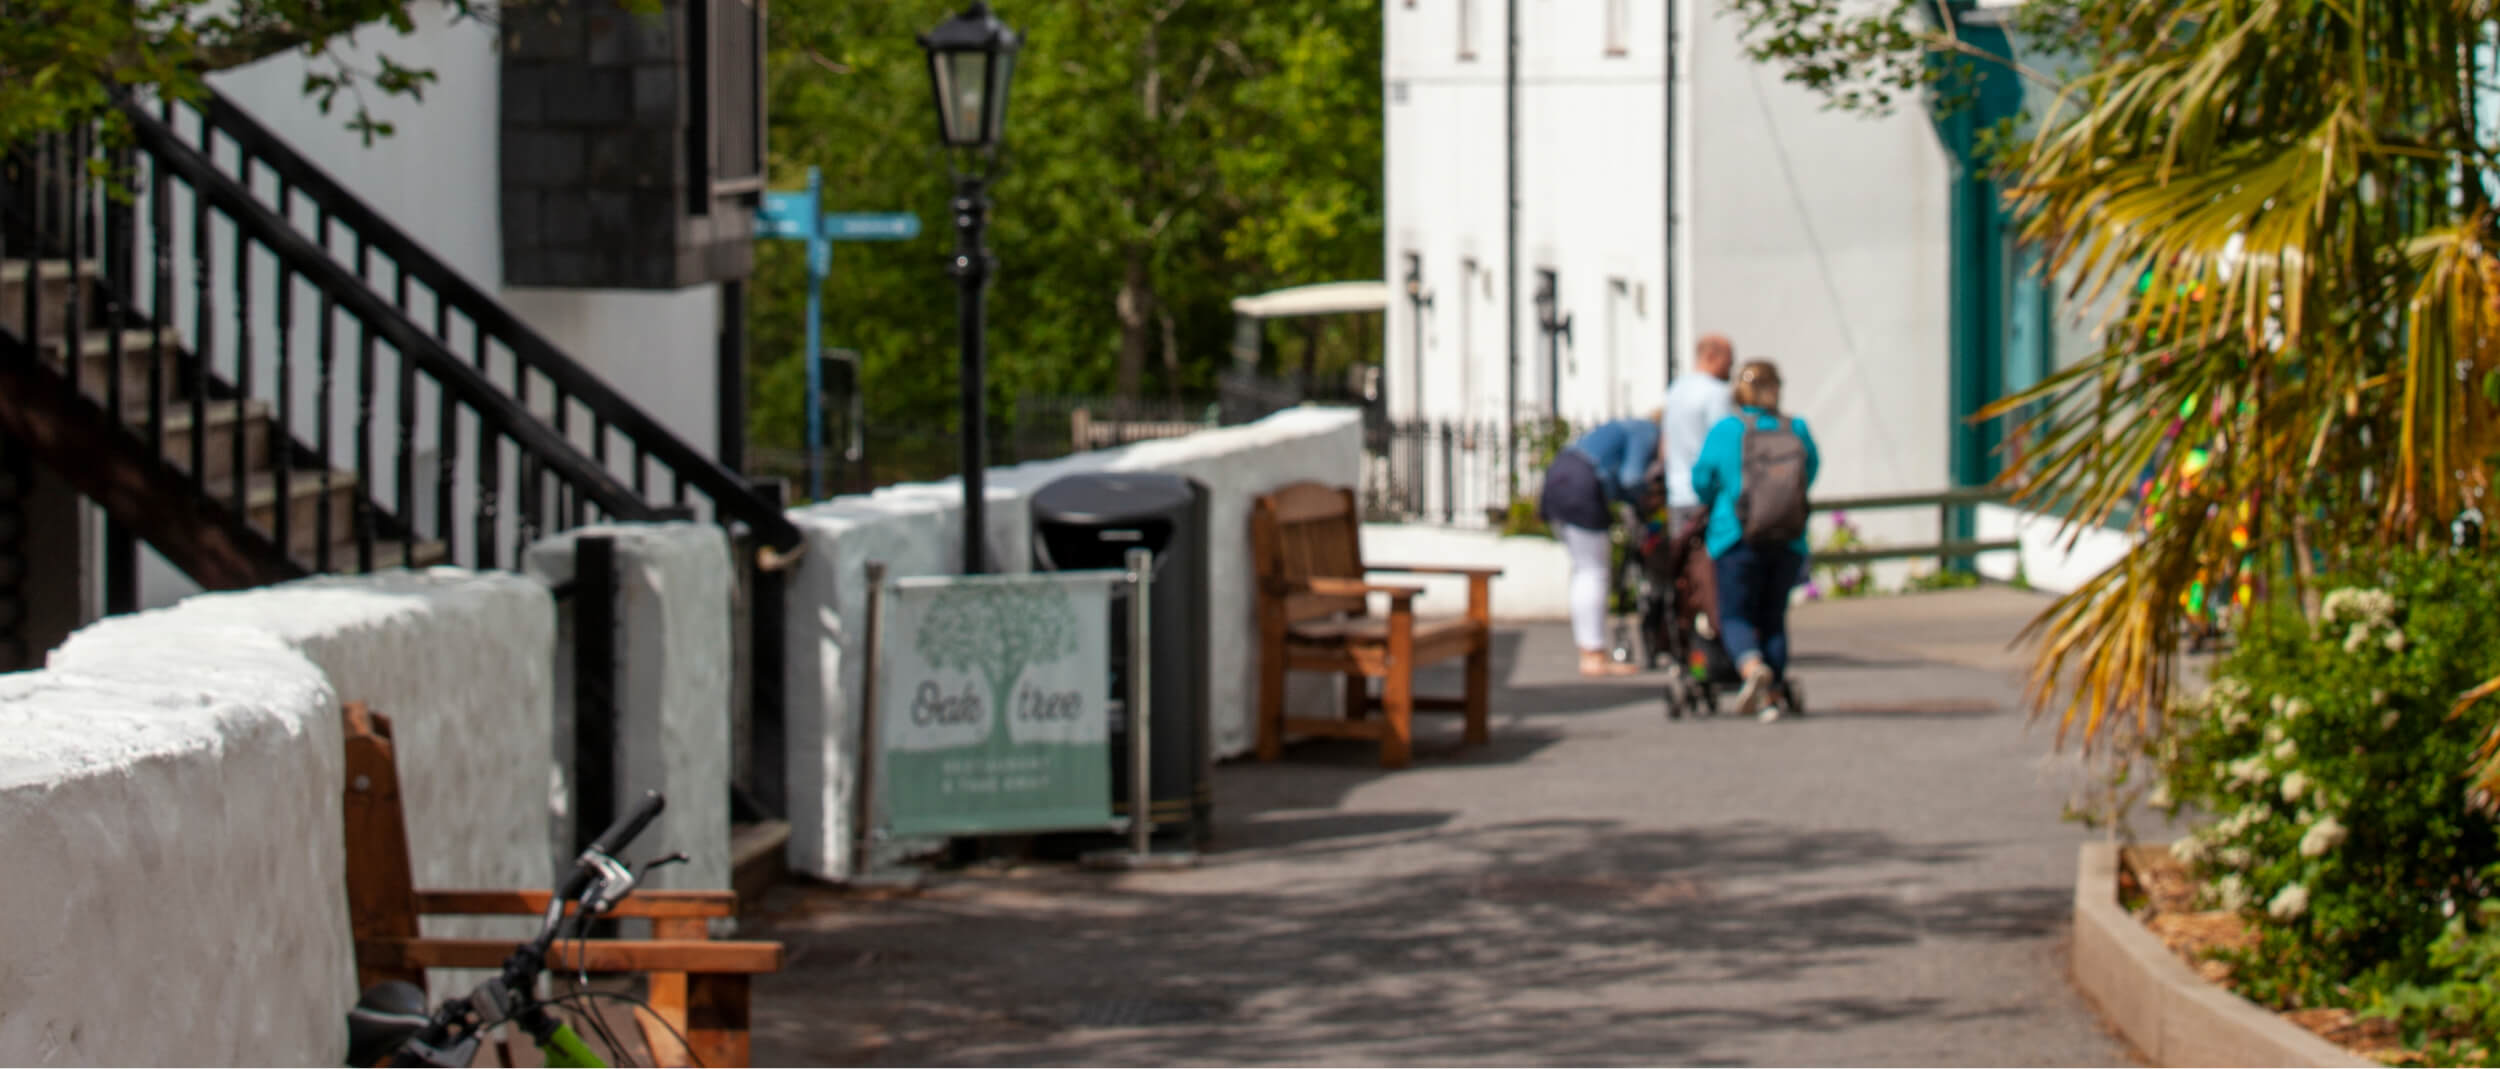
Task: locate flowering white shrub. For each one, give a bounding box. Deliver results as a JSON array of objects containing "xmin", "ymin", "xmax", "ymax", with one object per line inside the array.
[
  {"xmin": 2300, "ymin": 815, "xmax": 2345, "ymax": 858},
  {"xmin": 2270, "ymin": 882, "xmax": 2311, "ymax": 921},
  {"xmin": 2145, "ymin": 554, "xmax": 2500, "ymax": 1012}
]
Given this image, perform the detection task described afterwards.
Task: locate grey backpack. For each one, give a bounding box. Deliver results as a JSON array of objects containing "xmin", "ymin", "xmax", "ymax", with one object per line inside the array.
[{"xmin": 1736, "ymin": 417, "xmax": 1810, "ymax": 545}]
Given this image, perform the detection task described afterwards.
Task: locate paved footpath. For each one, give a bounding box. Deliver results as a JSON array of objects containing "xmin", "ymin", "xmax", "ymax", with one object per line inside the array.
[{"xmin": 747, "ymin": 588, "xmax": 2140, "ymax": 1067}]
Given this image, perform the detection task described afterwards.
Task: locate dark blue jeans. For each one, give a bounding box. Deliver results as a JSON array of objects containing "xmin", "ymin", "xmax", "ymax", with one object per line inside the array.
[{"xmin": 1714, "ymin": 541, "xmax": 1803, "ymax": 677}]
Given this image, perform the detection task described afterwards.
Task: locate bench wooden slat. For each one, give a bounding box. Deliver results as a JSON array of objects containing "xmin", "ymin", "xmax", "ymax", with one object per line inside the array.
[
  {"xmin": 1366, "ymin": 562, "xmax": 1506, "ymax": 578},
  {"xmin": 413, "ymin": 889, "xmax": 739, "ymax": 919},
  {"xmin": 1288, "ymin": 615, "xmax": 1474, "ymax": 646},
  {"xmin": 358, "ymin": 937, "xmax": 786, "ymax": 974}
]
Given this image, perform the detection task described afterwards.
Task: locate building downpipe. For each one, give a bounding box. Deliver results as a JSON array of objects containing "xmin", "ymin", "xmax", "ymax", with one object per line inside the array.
[
  {"xmin": 1662, "ymin": 0, "xmax": 1678, "ymax": 387},
  {"xmin": 1503, "ymin": 0, "xmax": 1522, "ymax": 464}
]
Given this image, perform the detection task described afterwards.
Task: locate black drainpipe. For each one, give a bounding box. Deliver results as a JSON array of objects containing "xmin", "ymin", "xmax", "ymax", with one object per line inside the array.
[
  {"xmin": 1662, "ymin": 0, "xmax": 1678, "ymax": 387},
  {"xmin": 1503, "ymin": 0, "xmax": 1521, "ymax": 478}
]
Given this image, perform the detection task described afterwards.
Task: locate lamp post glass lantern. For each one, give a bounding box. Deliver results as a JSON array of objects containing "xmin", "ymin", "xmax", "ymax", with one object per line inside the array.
[
  {"xmin": 922, "ymin": 2, "xmax": 1018, "ymax": 148},
  {"xmin": 920, "ymin": 2, "xmax": 1020, "ymax": 575}
]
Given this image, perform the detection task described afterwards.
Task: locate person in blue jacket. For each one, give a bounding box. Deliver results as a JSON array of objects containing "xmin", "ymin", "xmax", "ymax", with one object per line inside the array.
[
  {"xmin": 1539, "ymin": 413, "xmax": 1664, "ymax": 676},
  {"xmin": 1692, "ymin": 360, "xmax": 1819, "ymax": 720}
]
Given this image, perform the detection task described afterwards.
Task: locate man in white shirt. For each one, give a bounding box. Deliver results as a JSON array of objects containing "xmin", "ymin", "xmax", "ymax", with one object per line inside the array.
[{"xmin": 1661, "ymin": 333, "xmax": 1737, "ymax": 534}]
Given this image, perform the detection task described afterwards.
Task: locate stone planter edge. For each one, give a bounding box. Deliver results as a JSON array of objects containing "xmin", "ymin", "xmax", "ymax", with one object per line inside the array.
[{"xmin": 2071, "ymin": 841, "xmax": 2376, "ymax": 1068}]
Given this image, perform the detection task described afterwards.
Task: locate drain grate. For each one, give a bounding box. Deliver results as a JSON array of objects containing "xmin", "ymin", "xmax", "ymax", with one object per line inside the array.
[{"xmin": 1054, "ymin": 996, "xmax": 1229, "ymax": 1029}]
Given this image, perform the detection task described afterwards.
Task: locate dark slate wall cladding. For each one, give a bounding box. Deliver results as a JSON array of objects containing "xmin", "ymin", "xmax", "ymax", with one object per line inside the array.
[{"xmin": 500, "ymin": 0, "xmax": 757, "ymax": 290}]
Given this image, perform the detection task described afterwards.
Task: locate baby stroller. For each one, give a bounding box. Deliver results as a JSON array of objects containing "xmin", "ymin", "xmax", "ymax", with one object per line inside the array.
[
  {"xmin": 1622, "ymin": 509, "xmax": 1745, "ymax": 719},
  {"xmin": 1604, "ymin": 461, "xmax": 1746, "ymax": 719}
]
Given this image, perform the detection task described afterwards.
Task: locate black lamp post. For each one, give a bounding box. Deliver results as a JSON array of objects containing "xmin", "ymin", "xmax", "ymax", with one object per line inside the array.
[{"xmin": 919, "ymin": 1, "xmax": 1021, "ymax": 575}]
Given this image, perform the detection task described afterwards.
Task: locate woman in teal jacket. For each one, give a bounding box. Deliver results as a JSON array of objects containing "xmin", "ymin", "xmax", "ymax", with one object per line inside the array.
[{"xmin": 1691, "ymin": 360, "xmax": 1818, "ymax": 720}]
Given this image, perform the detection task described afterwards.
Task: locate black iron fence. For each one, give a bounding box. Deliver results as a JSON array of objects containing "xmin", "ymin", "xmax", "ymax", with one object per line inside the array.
[
  {"xmin": 1358, "ymin": 416, "xmax": 1587, "ymax": 528},
  {"xmin": 1216, "ymin": 366, "xmax": 1378, "ymax": 425}
]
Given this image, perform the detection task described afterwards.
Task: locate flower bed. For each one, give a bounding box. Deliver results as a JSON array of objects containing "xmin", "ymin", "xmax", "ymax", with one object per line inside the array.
[
  {"xmin": 2120, "ymin": 551, "xmax": 2500, "ymax": 1065},
  {"xmin": 2118, "ymin": 844, "xmax": 2407, "ymax": 1063}
]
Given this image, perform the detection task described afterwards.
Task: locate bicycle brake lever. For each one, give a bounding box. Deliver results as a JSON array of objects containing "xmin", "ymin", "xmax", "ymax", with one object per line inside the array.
[{"xmin": 640, "ymin": 851, "xmax": 691, "ymax": 874}]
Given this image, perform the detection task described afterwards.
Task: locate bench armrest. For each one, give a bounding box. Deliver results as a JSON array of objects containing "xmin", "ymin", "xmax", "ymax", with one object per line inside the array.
[
  {"xmin": 1366, "ymin": 563, "xmax": 1506, "ymax": 578},
  {"xmin": 1366, "ymin": 564, "xmax": 1497, "ymax": 623}
]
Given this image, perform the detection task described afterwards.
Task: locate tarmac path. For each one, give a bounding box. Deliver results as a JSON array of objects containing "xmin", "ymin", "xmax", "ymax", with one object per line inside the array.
[{"xmin": 747, "ymin": 588, "xmax": 2140, "ymax": 1066}]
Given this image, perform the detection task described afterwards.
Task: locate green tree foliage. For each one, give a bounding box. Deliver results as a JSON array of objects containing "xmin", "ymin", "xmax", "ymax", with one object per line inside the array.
[
  {"xmin": 0, "ymin": 0, "xmax": 475, "ymax": 152},
  {"xmin": 749, "ymin": 0, "xmax": 1383, "ymax": 458},
  {"xmin": 1732, "ymin": 0, "xmax": 2500, "ymax": 749}
]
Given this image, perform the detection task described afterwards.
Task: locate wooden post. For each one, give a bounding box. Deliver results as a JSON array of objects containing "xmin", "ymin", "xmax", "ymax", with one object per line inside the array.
[{"xmin": 340, "ymin": 703, "xmax": 426, "ymax": 993}]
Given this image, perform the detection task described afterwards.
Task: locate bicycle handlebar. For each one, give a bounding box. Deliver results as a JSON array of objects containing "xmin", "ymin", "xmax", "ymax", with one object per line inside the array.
[
  {"xmin": 553, "ymin": 791, "xmax": 666, "ymax": 906},
  {"xmin": 590, "ymin": 791, "xmax": 666, "ymax": 861}
]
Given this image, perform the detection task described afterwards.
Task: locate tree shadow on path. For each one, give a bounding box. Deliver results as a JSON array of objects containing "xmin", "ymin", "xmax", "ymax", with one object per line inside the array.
[{"xmin": 748, "ymin": 818, "xmax": 2065, "ymax": 1067}]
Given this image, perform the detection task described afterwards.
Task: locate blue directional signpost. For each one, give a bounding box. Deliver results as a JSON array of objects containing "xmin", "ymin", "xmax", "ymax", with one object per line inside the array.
[{"xmin": 753, "ymin": 166, "xmax": 922, "ymax": 500}]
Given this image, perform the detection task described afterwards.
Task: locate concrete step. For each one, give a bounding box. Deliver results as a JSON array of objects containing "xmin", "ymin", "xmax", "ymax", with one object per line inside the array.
[
  {"xmin": 153, "ymin": 400, "xmax": 275, "ymax": 483},
  {"xmin": 195, "ymin": 468, "xmax": 360, "ymax": 561},
  {"xmin": 731, "ymin": 820, "xmax": 791, "ymax": 914},
  {"xmin": 0, "ymin": 259, "xmax": 100, "ymax": 340},
  {"xmin": 307, "ymin": 536, "xmax": 448, "ymax": 574},
  {"xmin": 37, "ymin": 327, "xmax": 181, "ymax": 410}
]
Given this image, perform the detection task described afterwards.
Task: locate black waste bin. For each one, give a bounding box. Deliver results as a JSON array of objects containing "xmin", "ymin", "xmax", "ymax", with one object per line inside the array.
[{"xmin": 1030, "ymin": 472, "xmax": 1211, "ymax": 847}]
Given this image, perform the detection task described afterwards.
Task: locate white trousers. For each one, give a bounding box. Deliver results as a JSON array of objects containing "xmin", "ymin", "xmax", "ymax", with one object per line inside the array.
[{"xmin": 1558, "ymin": 521, "xmax": 1613, "ymax": 652}]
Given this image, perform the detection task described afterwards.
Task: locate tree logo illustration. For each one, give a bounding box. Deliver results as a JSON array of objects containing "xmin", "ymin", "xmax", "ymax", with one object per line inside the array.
[{"xmin": 914, "ymin": 580, "xmax": 1081, "ymax": 732}]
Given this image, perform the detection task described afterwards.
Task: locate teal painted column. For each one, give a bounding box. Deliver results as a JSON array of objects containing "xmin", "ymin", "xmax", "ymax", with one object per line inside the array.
[{"xmin": 1928, "ymin": 5, "xmax": 2030, "ymax": 563}]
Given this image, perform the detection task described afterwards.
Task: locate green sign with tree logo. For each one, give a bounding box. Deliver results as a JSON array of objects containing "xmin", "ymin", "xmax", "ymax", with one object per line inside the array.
[{"xmin": 876, "ymin": 572, "xmax": 1117, "ymax": 838}]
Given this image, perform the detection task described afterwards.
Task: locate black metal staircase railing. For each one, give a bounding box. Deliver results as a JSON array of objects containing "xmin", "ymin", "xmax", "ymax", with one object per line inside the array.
[
  {"xmin": 5, "ymin": 119, "xmax": 649, "ymax": 576},
  {"xmin": 166, "ymin": 90, "xmax": 802, "ymax": 555},
  {"xmin": 0, "ymin": 88, "xmax": 797, "ymax": 589}
]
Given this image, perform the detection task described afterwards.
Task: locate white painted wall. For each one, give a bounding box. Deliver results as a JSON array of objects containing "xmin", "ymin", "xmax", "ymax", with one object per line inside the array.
[
  {"xmin": 502, "ymin": 287, "xmax": 723, "ymax": 463},
  {"xmin": 783, "ymin": 407, "xmax": 1365, "ymax": 879},
  {"xmin": 1362, "ymin": 521, "xmax": 1574, "ymax": 619},
  {"xmin": 54, "ymin": 571, "xmax": 560, "ymax": 969},
  {"xmin": 1974, "ymin": 503, "xmax": 2132, "ymax": 594},
  {"xmin": 526, "ymin": 524, "xmax": 735, "ymax": 900},
  {"xmin": 0, "ymin": 630, "xmax": 346, "ymax": 1065},
  {"xmin": 5, "ymin": 567, "xmax": 559, "ymax": 1063}
]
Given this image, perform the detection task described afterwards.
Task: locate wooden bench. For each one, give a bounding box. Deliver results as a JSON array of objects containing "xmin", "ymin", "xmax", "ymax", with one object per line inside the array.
[
  {"xmin": 1250, "ymin": 481, "xmax": 1502, "ymax": 768},
  {"xmin": 341, "ymin": 703, "xmax": 784, "ymax": 1067}
]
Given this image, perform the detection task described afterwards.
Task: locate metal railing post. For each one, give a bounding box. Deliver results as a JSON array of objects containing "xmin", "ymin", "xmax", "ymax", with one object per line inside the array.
[
  {"xmin": 748, "ymin": 477, "xmax": 790, "ymax": 819},
  {"xmin": 572, "ymin": 534, "xmax": 619, "ymax": 853},
  {"xmin": 1441, "ymin": 423, "xmax": 1456, "ymax": 526}
]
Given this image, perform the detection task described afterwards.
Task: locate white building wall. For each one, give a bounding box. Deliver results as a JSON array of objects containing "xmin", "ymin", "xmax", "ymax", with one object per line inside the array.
[
  {"xmin": 1683, "ymin": 0, "xmax": 1954, "ymax": 551},
  {"xmin": 1389, "ymin": 0, "xmax": 1957, "ymax": 545},
  {"xmin": 1519, "ymin": 22, "xmax": 1667, "ymax": 422},
  {"xmin": 1384, "ymin": 0, "xmax": 1511, "ymax": 429}
]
